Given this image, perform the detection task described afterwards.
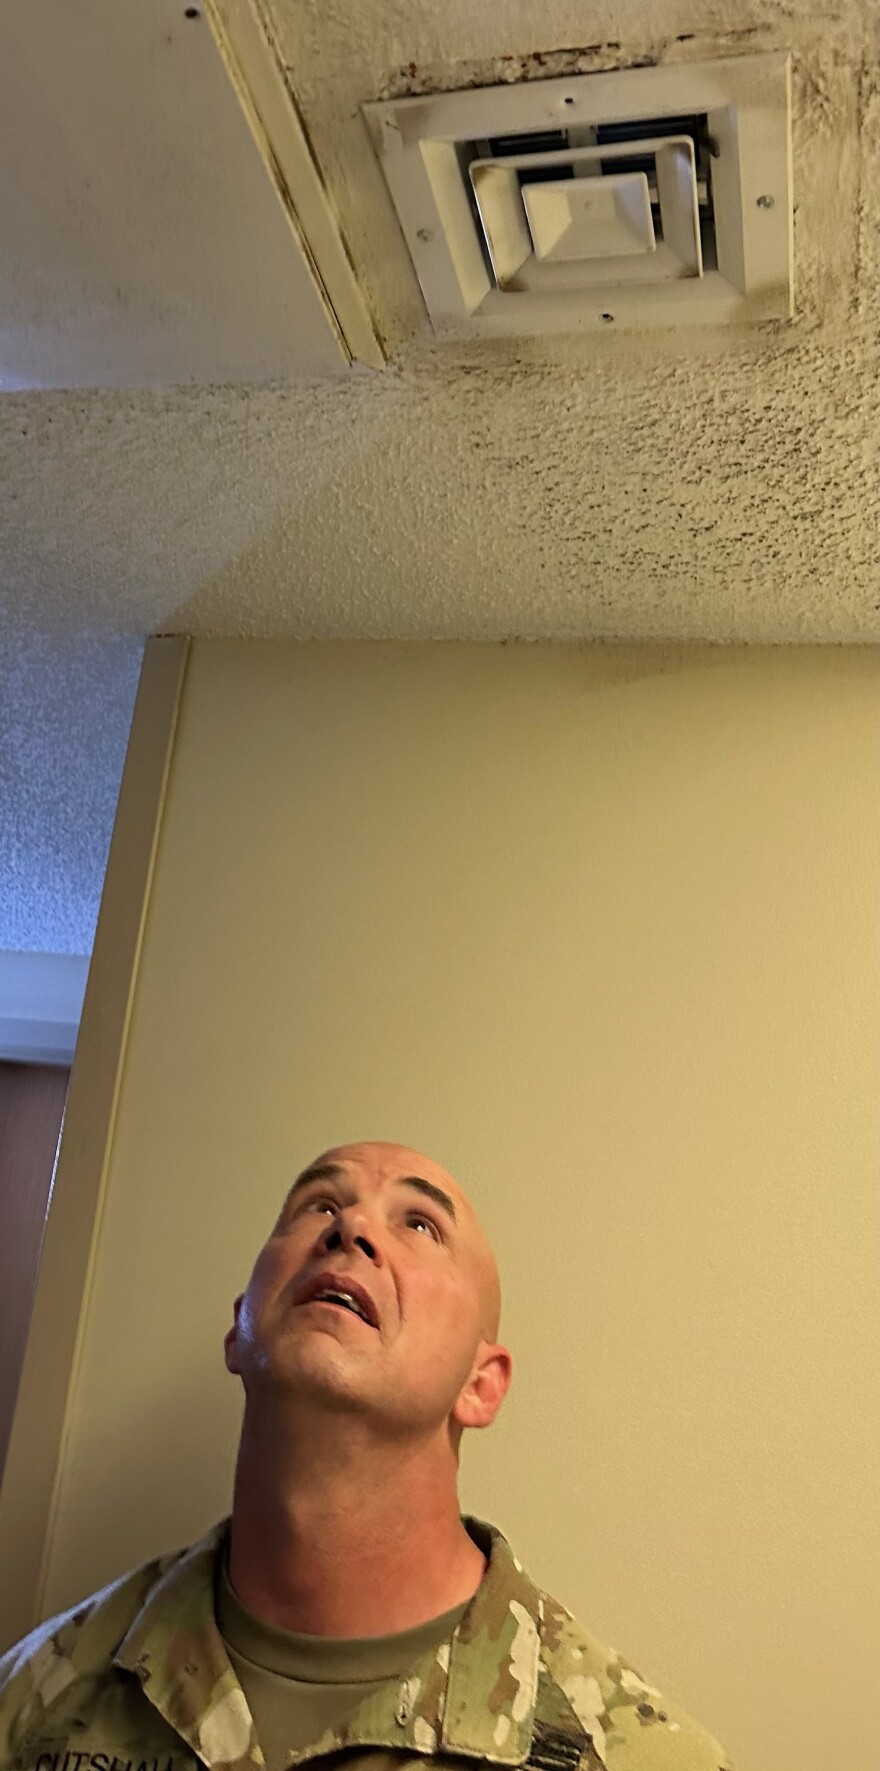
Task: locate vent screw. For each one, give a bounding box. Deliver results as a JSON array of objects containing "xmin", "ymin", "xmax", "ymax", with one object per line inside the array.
[{"xmin": 756, "ymin": 194, "xmax": 775, "ymax": 209}]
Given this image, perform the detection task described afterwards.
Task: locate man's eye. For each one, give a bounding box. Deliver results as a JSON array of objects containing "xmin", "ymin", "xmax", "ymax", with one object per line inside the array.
[
  {"xmin": 300, "ymin": 1198, "xmax": 439, "ymax": 1240},
  {"xmin": 410, "ymin": 1213, "xmax": 440, "ymax": 1240}
]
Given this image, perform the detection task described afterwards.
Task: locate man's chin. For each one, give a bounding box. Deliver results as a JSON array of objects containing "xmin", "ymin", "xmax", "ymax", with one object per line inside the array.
[{"xmin": 258, "ymin": 1346, "xmax": 375, "ymax": 1397}]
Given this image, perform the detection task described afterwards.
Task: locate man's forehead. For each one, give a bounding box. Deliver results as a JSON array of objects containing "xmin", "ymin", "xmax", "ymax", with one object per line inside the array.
[{"xmin": 320, "ymin": 1140, "xmax": 455, "ymax": 1181}]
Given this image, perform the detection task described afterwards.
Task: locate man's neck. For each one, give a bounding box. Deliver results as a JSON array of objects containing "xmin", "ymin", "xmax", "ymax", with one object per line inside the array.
[{"xmin": 226, "ymin": 1412, "xmax": 487, "ymax": 1636}]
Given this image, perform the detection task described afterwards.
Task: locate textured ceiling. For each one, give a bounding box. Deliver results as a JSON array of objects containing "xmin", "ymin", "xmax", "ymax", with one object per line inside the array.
[
  {"xmin": 1, "ymin": 0, "xmax": 878, "ymax": 956},
  {"xmin": 0, "ymin": 625, "xmax": 143, "ymax": 953},
  {"xmin": 1, "ymin": 0, "xmax": 878, "ymax": 647}
]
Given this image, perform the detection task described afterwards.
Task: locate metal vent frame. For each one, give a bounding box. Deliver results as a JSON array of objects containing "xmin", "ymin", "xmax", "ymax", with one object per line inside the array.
[{"xmin": 363, "ymin": 55, "xmax": 793, "ymax": 336}]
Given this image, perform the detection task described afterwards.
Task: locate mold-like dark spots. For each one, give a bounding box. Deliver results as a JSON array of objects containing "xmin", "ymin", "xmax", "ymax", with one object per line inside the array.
[
  {"xmin": 384, "ymin": 44, "xmax": 657, "ymax": 100},
  {"xmin": 676, "ymin": 33, "xmax": 695, "ymax": 42},
  {"xmin": 184, "ymin": 6, "xmax": 200, "ymax": 16},
  {"xmin": 600, "ymin": 312, "xmax": 614, "ymax": 323}
]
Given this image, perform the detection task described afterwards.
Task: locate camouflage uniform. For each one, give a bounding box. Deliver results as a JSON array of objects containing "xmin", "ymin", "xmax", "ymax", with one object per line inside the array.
[{"xmin": 0, "ymin": 1514, "xmax": 734, "ymax": 1771}]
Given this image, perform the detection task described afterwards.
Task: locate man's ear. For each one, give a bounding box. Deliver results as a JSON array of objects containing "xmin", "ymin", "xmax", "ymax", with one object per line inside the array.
[
  {"xmin": 451, "ymin": 1343, "xmax": 512, "ymax": 1435},
  {"xmin": 224, "ymin": 1294, "xmax": 245, "ymax": 1374}
]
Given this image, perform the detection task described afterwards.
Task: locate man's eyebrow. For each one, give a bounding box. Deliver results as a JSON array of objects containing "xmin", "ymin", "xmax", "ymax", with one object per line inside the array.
[
  {"xmin": 399, "ymin": 1175, "xmax": 458, "ymax": 1224},
  {"xmin": 281, "ymin": 1162, "xmax": 346, "ymax": 1214},
  {"xmin": 288, "ymin": 1161, "xmax": 346, "ymax": 1198},
  {"xmin": 284, "ymin": 1163, "xmax": 457, "ymax": 1224}
]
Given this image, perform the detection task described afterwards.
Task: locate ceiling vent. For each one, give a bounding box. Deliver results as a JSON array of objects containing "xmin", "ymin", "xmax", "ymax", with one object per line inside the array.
[{"xmin": 363, "ymin": 55, "xmax": 792, "ymax": 336}]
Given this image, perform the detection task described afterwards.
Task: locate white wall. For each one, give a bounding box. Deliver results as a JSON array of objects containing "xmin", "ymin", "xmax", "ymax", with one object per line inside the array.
[{"xmin": 11, "ymin": 641, "xmax": 879, "ymax": 1771}]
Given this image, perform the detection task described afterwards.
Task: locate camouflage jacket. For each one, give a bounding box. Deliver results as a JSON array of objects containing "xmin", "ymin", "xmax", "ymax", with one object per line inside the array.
[{"xmin": 0, "ymin": 1515, "xmax": 734, "ymax": 1771}]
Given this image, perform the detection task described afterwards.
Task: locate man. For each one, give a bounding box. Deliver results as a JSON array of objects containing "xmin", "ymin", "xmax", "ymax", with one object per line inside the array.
[{"xmin": 0, "ymin": 1141, "xmax": 735, "ymax": 1771}]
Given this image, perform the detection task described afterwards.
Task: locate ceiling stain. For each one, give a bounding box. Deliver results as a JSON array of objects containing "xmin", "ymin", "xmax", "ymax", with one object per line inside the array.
[
  {"xmin": 377, "ymin": 19, "xmax": 795, "ymax": 101},
  {"xmin": 380, "ymin": 46, "xmax": 656, "ymax": 100}
]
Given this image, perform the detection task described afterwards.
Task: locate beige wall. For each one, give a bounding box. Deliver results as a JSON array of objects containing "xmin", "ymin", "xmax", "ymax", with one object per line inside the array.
[{"xmin": 10, "ymin": 641, "xmax": 879, "ymax": 1771}]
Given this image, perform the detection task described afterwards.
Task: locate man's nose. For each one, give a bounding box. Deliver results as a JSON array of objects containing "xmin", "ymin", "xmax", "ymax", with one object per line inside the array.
[{"xmin": 320, "ymin": 1207, "xmax": 378, "ymax": 1263}]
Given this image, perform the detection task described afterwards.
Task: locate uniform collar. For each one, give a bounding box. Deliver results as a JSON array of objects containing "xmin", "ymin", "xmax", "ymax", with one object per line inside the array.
[{"xmin": 114, "ymin": 1514, "xmax": 549, "ymax": 1771}]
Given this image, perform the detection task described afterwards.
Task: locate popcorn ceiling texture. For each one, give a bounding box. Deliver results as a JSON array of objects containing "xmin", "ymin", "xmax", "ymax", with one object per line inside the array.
[
  {"xmin": 0, "ymin": 627, "xmax": 143, "ymax": 952},
  {"xmin": 0, "ymin": 0, "xmax": 877, "ymax": 950}
]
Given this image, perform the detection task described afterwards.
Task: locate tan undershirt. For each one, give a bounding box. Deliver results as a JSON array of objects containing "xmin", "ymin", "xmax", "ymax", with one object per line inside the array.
[{"xmin": 214, "ymin": 1532, "xmax": 470, "ymax": 1771}]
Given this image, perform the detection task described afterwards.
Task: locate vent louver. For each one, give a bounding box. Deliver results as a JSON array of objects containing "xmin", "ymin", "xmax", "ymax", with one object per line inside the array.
[{"xmin": 363, "ymin": 56, "xmax": 792, "ymax": 335}]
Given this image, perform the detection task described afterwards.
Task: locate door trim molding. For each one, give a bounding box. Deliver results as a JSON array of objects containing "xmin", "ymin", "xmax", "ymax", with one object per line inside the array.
[{"xmin": 0, "ymin": 636, "xmax": 190, "ymax": 1649}]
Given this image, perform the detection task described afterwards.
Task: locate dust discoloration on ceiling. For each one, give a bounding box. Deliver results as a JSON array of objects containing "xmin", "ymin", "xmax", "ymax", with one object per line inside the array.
[
  {"xmin": 377, "ymin": 24, "xmax": 785, "ymax": 99},
  {"xmin": 0, "ymin": 0, "xmax": 877, "ymax": 647},
  {"xmin": 379, "ymin": 43, "xmax": 655, "ymax": 99}
]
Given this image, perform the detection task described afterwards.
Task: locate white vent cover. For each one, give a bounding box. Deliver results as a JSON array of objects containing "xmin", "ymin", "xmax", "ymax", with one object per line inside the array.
[{"xmin": 363, "ymin": 55, "xmax": 792, "ymax": 336}]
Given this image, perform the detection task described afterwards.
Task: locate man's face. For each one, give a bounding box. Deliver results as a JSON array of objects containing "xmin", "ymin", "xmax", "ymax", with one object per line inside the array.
[{"xmin": 224, "ymin": 1141, "xmax": 510, "ymax": 1445}]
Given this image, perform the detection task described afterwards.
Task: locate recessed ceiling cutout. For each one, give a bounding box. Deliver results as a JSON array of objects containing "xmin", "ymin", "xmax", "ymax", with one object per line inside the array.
[{"xmin": 363, "ymin": 55, "xmax": 792, "ymax": 336}]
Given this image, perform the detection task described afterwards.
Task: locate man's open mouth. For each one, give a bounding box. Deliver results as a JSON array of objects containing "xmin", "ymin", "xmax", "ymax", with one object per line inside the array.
[{"xmin": 303, "ymin": 1288, "xmax": 375, "ymax": 1326}]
